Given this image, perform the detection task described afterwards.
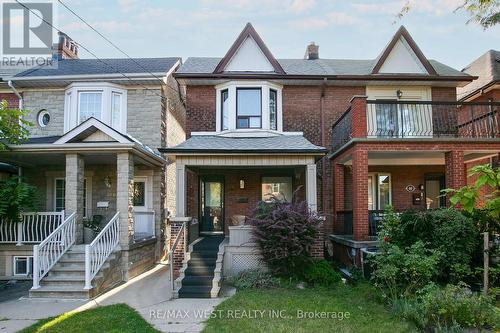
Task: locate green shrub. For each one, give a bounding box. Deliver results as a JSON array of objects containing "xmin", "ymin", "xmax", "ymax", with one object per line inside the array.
[
  {"xmin": 303, "ymin": 260, "xmax": 341, "ymax": 287},
  {"xmin": 395, "ymin": 283, "xmax": 500, "ymax": 331},
  {"xmin": 370, "ymin": 241, "xmax": 442, "ymax": 301},
  {"xmin": 228, "ymin": 269, "xmax": 280, "ymax": 290}
]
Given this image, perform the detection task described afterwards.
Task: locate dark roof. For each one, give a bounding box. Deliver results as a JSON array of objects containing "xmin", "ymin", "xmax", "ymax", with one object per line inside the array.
[
  {"xmin": 20, "ymin": 136, "xmax": 61, "ymax": 144},
  {"xmin": 458, "ymin": 49, "xmax": 500, "ymax": 100},
  {"xmin": 14, "ymin": 57, "xmax": 180, "ymax": 78},
  {"xmin": 160, "ymin": 135, "xmax": 327, "ymax": 154},
  {"xmin": 177, "ymin": 57, "xmax": 467, "ymax": 78}
]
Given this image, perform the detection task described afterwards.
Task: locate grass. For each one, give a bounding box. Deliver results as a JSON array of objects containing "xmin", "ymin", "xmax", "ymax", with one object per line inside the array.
[
  {"xmin": 19, "ymin": 304, "xmax": 159, "ymax": 333},
  {"xmin": 203, "ymin": 283, "xmax": 418, "ymax": 333}
]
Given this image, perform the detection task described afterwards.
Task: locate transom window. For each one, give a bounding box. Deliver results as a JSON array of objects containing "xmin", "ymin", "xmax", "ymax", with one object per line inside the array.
[{"xmin": 237, "ymin": 88, "xmax": 262, "ymax": 128}]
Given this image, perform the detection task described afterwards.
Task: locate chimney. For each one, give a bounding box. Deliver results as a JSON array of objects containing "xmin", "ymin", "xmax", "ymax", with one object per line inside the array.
[
  {"xmin": 52, "ymin": 32, "xmax": 79, "ymax": 60},
  {"xmin": 304, "ymin": 42, "xmax": 319, "ymax": 60}
]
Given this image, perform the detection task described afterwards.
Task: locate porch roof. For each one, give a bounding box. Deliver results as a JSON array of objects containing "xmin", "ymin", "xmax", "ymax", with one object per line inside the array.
[{"xmin": 159, "ymin": 134, "xmax": 328, "ymax": 155}]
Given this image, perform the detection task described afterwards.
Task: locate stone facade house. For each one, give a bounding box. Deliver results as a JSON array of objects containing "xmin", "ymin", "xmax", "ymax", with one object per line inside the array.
[
  {"xmin": 166, "ymin": 23, "xmax": 499, "ymax": 297},
  {"xmin": 0, "ymin": 34, "xmax": 185, "ymax": 298}
]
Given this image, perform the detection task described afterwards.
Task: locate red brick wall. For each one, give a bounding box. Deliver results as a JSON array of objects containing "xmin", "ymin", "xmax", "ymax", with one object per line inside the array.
[
  {"xmin": 185, "ymin": 86, "xmax": 216, "ymax": 137},
  {"xmin": 431, "ymin": 87, "xmax": 456, "ymax": 101},
  {"xmin": 0, "ymin": 93, "xmax": 19, "ymax": 108},
  {"xmin": 468, "ymin": 88, "xmax": 500, "ymax": 102}
]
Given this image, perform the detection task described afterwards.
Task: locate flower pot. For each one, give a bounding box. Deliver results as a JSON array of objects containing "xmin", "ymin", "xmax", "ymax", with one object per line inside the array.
[{"xmin": 83, "ymin": 227, "xmax": 97, "ymax": 244}]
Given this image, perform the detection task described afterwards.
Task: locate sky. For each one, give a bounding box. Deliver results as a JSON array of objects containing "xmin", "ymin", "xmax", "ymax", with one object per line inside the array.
[{"xmin": 48, "ymin": 0, "xmax": 500, "ymax": 70}]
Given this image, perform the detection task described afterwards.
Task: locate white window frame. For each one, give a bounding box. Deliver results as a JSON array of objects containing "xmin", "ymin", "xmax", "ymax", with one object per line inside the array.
[
  {"xmin": 133, "ymin": 174, "xmax": 153, "ymax": 212},
  {"xmin": 54, "ymin": 178, "xmax": 66, "ymax": 212},
  {"xmin": 64, "ymin": 82, "xmax": 127, "ymax": 133},
  {"xmin": 368, "ymin": 172, "xmax": 392, "ymax": 210},
  {"xmin": 53, "ymin": 177, "xmax": 92, "ymax": 217},
  {"xmin": 13, "ymin": 256, "xmax": 33, "ymax": 276},
  {"xmin": 215, "ymin": 81, "xmax": 283, "ymax": 132}
]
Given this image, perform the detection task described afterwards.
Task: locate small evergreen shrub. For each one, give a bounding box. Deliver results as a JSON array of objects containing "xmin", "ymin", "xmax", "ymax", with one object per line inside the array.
[
  {"xmin": 249, "ymin": 195, "xmax": 322, "ymax": 278},
  {"xmin": 303, "ymin": 260, "xmax": 341, "ymax": 287},
  {"xmin": 228, "ymin": 269, "xmax": 280, "ymax": 290}
]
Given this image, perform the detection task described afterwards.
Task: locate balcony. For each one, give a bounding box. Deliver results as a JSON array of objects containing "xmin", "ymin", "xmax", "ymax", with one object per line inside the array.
[{"xmin": 332, "ymin": 100, "xmax": 500, "ymax": 152}]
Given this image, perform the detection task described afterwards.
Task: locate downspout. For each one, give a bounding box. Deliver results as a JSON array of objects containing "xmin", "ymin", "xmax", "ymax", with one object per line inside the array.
[{"xmin": 8, "ymin": 80, "xmax": 23, "ymax": 109}]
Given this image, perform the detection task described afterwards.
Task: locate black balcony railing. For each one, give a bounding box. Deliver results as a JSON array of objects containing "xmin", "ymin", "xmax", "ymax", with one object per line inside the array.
[
  {"xmin": 335, "ymin": 210, "xmax": 381, "ymax": 237},
  {"xmin": 331, "ymin": 101, "xmax": 500, "ymax": 152}
]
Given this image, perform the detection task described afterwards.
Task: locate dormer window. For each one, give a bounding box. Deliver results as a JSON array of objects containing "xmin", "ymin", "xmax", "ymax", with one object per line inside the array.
[
  {"xmin": 64, "ymin": 83, "xmax": 127, "ymax": 133},
  {"xmin": 216, "ymin": 81, "xmax": 282, "ymax": 132}
]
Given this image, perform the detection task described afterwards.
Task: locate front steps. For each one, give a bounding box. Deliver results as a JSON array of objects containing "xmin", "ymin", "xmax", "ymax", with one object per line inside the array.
[
  {"xmin": 29, "ymin": 244, "xmax": 120, "ymax": 299},
  {"xmin": 176, "ymin": 236, "xmax": 225, "ymax": 298}
]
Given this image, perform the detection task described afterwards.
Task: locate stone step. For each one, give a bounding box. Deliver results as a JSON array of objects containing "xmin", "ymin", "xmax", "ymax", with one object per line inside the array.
[
  {"xmin": 189, "ymin": 252, "xmax": 218, "ymax": 260},
  {"xmin": 181, "ymin": 276, "xmax": 214, "ymax": 287},
  {"xmin": 188, "ymin": 257, "xmax": 217, "ymax": 265},
  {"xmin": 184, "ymin": 265, "xmax": 216, "ymax": 276},
  {"xmin": 178, "ymin": 285, "xmax": 213, "ymax": 298},
  {"xmin": 29, "ymin": 285, "xmax": 90, "ymax": 299}
]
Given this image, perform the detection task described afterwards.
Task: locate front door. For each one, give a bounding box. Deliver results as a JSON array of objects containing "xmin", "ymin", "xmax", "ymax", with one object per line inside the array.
[
  {"xmin": 200, "ymin": 177, "xmax": 224, "ymax": 234},
  {"xmin": 425, "ymin": 174, "xmax": 445, "ymax": 209}
]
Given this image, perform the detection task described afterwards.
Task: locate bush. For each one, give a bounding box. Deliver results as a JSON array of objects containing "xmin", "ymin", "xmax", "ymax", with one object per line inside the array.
[
  {"xmin": 380, "ymin": 208, "xmax": 477, "ymax": 284},
  {"xmin": 394, "ymin": 283, "xmax": 500, "ymax": 331},
  {"xmin": 370, "ymin": 241, "xmax": 442, "ymax": 301},
  {"xmin": 303, "ymin": 260, "xmax": 341, "ymax": 287},
  {"xmin": 0, "ymin": 177, "xmax": 39, "ymax": 223},
  {"xmin": 228, "ymin": 269, "xmax": 280, "ymax": 290},
  {"xmin": 249, "ymin": 195, "xmax": 322, "ymax": 278}
]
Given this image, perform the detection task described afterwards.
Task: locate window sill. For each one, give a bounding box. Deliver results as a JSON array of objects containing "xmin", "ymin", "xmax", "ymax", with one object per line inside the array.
[{"xmin": 191, "ymin": 129, "xmax": 304, "ymax": 138}]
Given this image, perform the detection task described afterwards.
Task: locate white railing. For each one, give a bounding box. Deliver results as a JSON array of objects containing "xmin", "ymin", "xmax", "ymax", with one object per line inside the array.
[
  {"xmin": 84, "ymin": 212, "xmax": 120, "ymax": 289},
  {"xmin": 133, "ymin": 211, "xmax": 155, "ymax": 241},
  {"xmin": 32, "ymin": 212, "xmax": 76, "ymax": 289},
  {"xmin": 0, "ymin": 211, "xmax": 65, "ymax": 245}
]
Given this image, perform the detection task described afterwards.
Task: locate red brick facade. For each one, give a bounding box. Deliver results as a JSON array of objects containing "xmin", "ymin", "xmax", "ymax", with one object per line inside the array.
[{"xmin": 0, "ymin": 93, "xmax": 19, "ymax": 108}]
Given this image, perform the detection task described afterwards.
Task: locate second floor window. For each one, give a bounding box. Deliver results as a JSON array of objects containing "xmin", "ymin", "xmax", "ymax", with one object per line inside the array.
[
  {"xmin": 221, "ymin": 89, "xmax": 229, "ymax": 131},
  {"xmin": 237, "ymin": 88, "xmax": 261, "ymax": 128},
  {"xmin": 269, "ymin": 89, "xmax": 277, "ymax": 130},
  {"xmin": 79, "ymin": 91, "xmax": 103, "ymax": 123},
  {"xmin": 111, "ymin": 92, "xmax": 122, "ymax": 128}
]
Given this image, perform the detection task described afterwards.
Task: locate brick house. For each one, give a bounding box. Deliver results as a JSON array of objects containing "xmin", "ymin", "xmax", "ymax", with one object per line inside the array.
[
  {"xmin": 0, "ymin": 34, "xmax": 185, "ymax": 298},
  {"xmin": 165, "ymin": 23, "xmax": 499, "ymax": 296}
]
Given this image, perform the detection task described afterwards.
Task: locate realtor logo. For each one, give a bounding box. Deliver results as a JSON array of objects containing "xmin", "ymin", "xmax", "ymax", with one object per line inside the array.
[{"xmin": 1, "ymin": 0, "xmax": 56, "ymax": 69}]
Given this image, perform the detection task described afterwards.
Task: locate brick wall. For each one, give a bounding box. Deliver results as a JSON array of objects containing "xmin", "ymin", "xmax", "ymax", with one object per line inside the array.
[
  {"xmin": 0, "ymin": 93, "xmax": 19, "ymax": 108},
  {"xmin": 185, "ymin": 85, "xmax": 216, "ymax": 137}
]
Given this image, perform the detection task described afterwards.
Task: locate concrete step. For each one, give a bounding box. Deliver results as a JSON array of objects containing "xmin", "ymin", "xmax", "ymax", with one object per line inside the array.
[
  {"xmin": 41, "ymin": 277, "xmax": 86, "ymax": 287},
  {"xmin": 178, "ymin": 285, "xmax": 213, "ymax": 298},
  {"xmin": 29, "ymin": 285, "xmax": 90, "ymax": 299},
  {"xmin": 58, "ymin": 257, "xmax": 85, "ymax": 264},
  {"xmin": 188, "ymin": 257, "xmax": 217, "ymax": 266},
  {"xmin": 181, "ymin": 275, "xmax": 214, "ymax": 287},
  {"xmin": 189, "ymin": 252, "xmax": 218, "ymax": 260}
]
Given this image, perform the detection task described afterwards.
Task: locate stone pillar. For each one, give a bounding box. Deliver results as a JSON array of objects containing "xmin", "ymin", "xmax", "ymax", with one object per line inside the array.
[
  {"xmin": 306, "ymin": 164, "xmax": 318, "ymax": 212},
  {"xmin": 116, "ymin": 152, "xmax": 134, "ymax": 248},
  {"xmin": 352, "ymin": 149, "xmax": 369, "ymax": 241},
  {"xmin": 175, "ymin": 164, "xmax": 186, "ymax": 217},
  {"xmin": 350, "ymin": 96, "xmax": 368, "ymax": 138},
  {"xmin": 65, "ymin": 154, "xmax": 84, "ymax": 244},
  {"xmin": 333, "ymin": 163, "xmax": 345, "ymax": 234}
]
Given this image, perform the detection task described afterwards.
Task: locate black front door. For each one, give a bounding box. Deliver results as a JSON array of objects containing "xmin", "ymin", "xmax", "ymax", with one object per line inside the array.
[{"xmin": 200, "ymin": 177, "xmax": 224, "ymax": 234}]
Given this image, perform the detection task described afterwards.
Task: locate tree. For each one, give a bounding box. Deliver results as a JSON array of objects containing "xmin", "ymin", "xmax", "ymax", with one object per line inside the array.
[
  {"xmin": 0, "ymin": 99, "xmax": 32, "ymax": 150},
  {"xmin": 0, "ymin": 177, "xmax": 39, "ymax": 223},
  {"xmin": 397, "ymin": 0, "xmax": 500, "ymax": 29}
]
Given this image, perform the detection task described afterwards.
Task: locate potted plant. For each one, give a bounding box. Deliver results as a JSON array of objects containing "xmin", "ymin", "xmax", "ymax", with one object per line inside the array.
[{"xmin": 84, "ymin": 215, "xmax": 102, "ymax": 243}]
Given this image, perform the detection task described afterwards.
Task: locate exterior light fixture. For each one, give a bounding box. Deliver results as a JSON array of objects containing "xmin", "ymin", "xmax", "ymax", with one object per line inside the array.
[
  {"xmin": 396, "ymin": 89, "xmax": 403, "ymax": 99},
  {"xmin": 104, "ymin": 176, "xmax": 112, "ymax": 188},
  {"xmin": 239, "ymin": 179, "xmax": 245, "ymax": 189}
]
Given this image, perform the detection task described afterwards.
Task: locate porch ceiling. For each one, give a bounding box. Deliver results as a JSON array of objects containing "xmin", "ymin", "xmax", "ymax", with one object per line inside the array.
[{"xmin": 339, "ymin": 151, "xmax": 498, "ymax": 166}]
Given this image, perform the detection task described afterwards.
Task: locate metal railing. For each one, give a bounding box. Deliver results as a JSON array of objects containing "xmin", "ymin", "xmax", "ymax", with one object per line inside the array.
[
  {"xmin": 84, "ymin": 212, "xmax": 120, "ymax": 289},
  {"xmin": 32, "ymin": 212, "xmax": 76, "ymax": 289},
  {"xmin": 335, "ymin": 210, "xmax": 383, "ymax": 237},
  {"xmin": 133, "ymin": 211, "xmax": 155, "ymax": 241},
  {"xmin": 332, "ymin": 101, "xmax": 500, "ymax": 151},
  {"xmin": 0, "ymin": 211, "xmax": 65, "ymax": 245}
]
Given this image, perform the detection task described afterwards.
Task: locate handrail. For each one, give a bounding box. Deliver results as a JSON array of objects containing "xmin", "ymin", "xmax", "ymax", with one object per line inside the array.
[
  {"xmin": 84, "ymin": 212, "xmax": 120, "ymax": 289},
  {"xmin": 169, "ymin": 221, "xmax": 186, "ymax": 290},
  {"xmin": 0, "ymin": 211, "xmax": 64, "ymax": 245},
  {"xmin": 32, "ymin": 211, "xmax": 76, "ymax": 289}
]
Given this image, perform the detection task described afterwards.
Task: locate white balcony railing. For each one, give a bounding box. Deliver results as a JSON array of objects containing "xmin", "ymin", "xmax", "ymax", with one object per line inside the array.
[
  {"xmin": 133, "ymin": 211, "xmax": 155, "ymax": 241},
  {"xmin": 32, "ymin": 212, "xmax": 76, "ymax": 289},
  {"xmin": 84, "ymin": 212, "xmax": 120, "ymax": 289},
  {"xmin": 0, "ymin": 211, "xmax": 65, "ymax": 245}
]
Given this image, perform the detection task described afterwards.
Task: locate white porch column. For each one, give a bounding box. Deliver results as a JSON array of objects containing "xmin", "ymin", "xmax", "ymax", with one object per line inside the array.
[
  {"xmin": 117, "ymin": 152, "xmax": 134, "ymax": 247},
  {"xmin": 306, "ymin": 164, "xmax": 317, "ymax": 212},
  {"xmin": 175, "ymin": 163, "xmax": 186, "ymax": 217},
  {"xmin": 65, "ymin": 154, "xmax": 84, "ymax": 244}
]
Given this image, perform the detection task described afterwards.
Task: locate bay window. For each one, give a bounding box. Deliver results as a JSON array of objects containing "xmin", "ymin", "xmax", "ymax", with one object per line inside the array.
[
  {"xmin": 64, "ymin": 83, "xmax": 127, "ymax": 133},
  {"xmin": 237, "ymin": 88, "xmax": 261, "ymax": 128},
  {"xmin": 215, "ymin": 81, "xmax": 282, "ymax": 132}
]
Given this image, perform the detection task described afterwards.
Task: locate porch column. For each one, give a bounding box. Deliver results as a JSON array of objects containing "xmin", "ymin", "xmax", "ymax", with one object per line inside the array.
[
  {"xmin": 175, "ymin": 163, "xmax": 186, "ymax": 217},
  {"xmin": 65, "ymin": 154, "xmax": 85, "ymax": 244},
  {"xmin": 352, "ymin": 149, "xmax": 369, "ymax": 240},
  {"xmin": 153, "ymin": 167, "xmax": 163, "ymax": 256},
  {"xmin": 350, "ymin": 96, "xmax": 368, "ymax": 138},
  {"xmin": 306, "ymin": 164, "xmax": 317, "ymax": 212},
  {"xmin": 117, "ymin": 152, "xmax": 134, "ymax": 247},
  {"xmin": 332, "ymin": 163, "xmax": 345, "ymax": 234},
  {"xmin": 445, "ymin": 150, "xmax": 466, "ymax": 190}
]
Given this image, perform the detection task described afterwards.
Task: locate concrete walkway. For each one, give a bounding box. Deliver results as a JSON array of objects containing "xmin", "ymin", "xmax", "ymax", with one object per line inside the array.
[{"xmin": 0, "ymin": 264, "xmax": 226, "ymax": 333}]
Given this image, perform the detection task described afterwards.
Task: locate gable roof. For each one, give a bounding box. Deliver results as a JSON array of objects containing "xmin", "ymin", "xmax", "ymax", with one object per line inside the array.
[
  {"xmin": 14, "ymin": 57, "xmax": 181, "ymax": 78},
  {"xmin": 458, "ymin": 49, "xmax": 500, "ymax": 100},
  {"xmin": 213, "ymin": 23, "xmax": 285, "ymax": 74},
  {"xmin": 371, "ymin": 26, "xmax": 437, "ymax": 75},
  {"xmin": 54, "ymin": 117, "xmax": 133, "ymax": 144}
]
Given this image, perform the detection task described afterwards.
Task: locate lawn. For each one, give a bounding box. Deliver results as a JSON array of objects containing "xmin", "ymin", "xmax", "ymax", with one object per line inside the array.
[
  {"xmin": 19, "ymin": 304, "xmax": 159, "ymax": 333},
  {"xmin": 203, "ymin": 283, "xmax": 418, "ymax": 333}
]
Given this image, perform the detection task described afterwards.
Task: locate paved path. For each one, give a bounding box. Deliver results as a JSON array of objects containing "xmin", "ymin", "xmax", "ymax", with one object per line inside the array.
[{"xmin": 0, "ymin": 264, "xmax": 227, "ymax": 333}]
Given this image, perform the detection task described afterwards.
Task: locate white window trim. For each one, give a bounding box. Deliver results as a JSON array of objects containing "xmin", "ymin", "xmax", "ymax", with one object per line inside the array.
[
  {"xmin": 368, "ymin": 172, "xmax": 392, "ymax": 210},
  {"xmin": 133, "ymin": 173, "xmax": 153, "ymax": 212},
  {"xmin": 215, "ymin": 81, "xmax": 283, "ymax": 132},
  {"xmin": 13, "ymin": 256, "xmax": 33, "ymax": 276},
  {"xmin": 53, "ymin": 177, "xmax": 92, "ymax": 217},
  {"xmin": 54, "ymin": 178, "xmax": 65, "ymax": 212},
  {"xmin": 64, "ymin": 82, "xmax": 127, "ymax": 133}
]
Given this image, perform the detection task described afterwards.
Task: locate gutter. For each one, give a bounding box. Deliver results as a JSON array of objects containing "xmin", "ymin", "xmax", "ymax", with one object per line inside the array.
[{"xmin": 7, "ymin": 80, "xmax": 23, "ymax": 109}]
